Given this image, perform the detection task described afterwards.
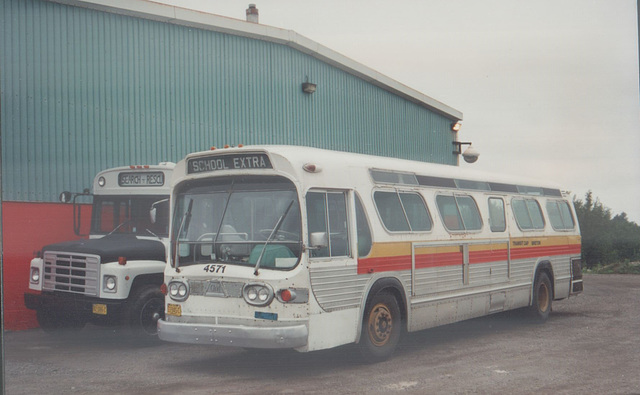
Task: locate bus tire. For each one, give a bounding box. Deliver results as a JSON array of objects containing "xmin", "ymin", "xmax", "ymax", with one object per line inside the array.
[
  {"xmin": 124, "ymin": 284, "xmax": 164, "ymax": 338},
  {"xmin": 529, "ymin": 271, "xmax": 552, "ymax": 322},
  {"xmin": 359, "ymin": 292, "xmax": 401, "ymax": 362}
]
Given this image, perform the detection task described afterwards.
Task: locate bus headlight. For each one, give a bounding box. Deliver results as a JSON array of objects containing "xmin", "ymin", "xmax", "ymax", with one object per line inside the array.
[
  {"xmin": 30, "ymin": 268, "xmax": 41, "ymax": 284},
  {"xmin": 103, "ymin": 275, "xmax": 117, "ymax": 293},
  {"xmin": 243, "ymin": 283, "xmax": 274, "ymax": 306},
  {"xmin": 168, "ymin": 281, "xmax": 189, "ymax": 301}
]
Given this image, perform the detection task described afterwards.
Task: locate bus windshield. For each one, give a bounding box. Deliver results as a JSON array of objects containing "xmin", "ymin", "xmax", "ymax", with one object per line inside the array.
[
  {"xmin": 171, "ymin": 175, "xmax": 302, "ymax": 269},
  {"xmin": 91, "ymin": 195, "xmax": 170, "ymax": 237}
]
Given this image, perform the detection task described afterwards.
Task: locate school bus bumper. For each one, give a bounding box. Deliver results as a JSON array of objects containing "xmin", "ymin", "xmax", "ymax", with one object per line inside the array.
[{"xmin": 157, "ymin": 319, "xmax": 308, "ymax": 349}]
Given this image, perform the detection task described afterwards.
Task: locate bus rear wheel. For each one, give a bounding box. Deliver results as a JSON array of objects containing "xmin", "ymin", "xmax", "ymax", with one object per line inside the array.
[
  {"xmin": 359, "ymin": 292, "xmax": 401, "ymax": 362},
  {"xmin": 529, "ymin": 272, "xmax": 552, "ymax": 322}
]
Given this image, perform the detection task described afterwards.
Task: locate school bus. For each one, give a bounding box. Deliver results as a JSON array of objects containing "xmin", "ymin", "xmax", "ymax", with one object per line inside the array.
[
  {"xmin": 157, "ymin": 146, "xmax": 582, "ymax": 360},
  {"xmin": 25, "ymin": 163, "xmax": 173, "ymax": 337}
]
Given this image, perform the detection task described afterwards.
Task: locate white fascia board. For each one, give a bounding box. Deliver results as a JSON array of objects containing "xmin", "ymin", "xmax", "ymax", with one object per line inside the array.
[{"xmin": 46, "ymin": 0, "xmax": 463, "ymax": 120}]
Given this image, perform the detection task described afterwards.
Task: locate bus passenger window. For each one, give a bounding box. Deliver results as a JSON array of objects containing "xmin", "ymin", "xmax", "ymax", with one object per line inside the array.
[
  {"xmin": 436, "ymin": 195, "xmax": 482, "ymax": 231},
  {"xmin": 546, "ymin": 200, "xmax": 575, "ymax": 230},
  {"xmin": 306, "ymin": 191, "xmax": 350, "ymax": 258},
  {"xmin": 436, "ymin": 195, "xmax": 462, "ymax": 231},
  {"xmin": 373, "ymin": 191, "xmax": 410, "ymax": 231},
  {"xmin": 512, "ymin": 198, "xmax": 545, "ymax": 230},
  {"xmin": 373, "ymin": 191, "xmax": 431, "ymax": 232},
  {"xmin": 399, "ymin": 193, "xmax": 432, "ymax": 231},
  {"xmin": 488, "ymin": 197, "xmax": 506, "ymax": 232},
  {"xmin": 457, "ymin": 196, "xmax": 482, "ymax": 230}
]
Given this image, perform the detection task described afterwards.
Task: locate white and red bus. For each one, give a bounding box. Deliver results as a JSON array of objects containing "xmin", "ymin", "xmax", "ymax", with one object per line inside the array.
[
  {"xmin": 25, "ymin": 163, "xmax": 174, "ymax": 337},
  {"xmin": 158, "ymin": 146, "xmax": 582, "ymax": 360}
]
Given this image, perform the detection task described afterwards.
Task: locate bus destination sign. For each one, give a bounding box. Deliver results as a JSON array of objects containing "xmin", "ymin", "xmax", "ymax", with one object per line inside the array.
[
  {"xmin": 118, "ymin": 172, "xmax": 165, "ymax": 187},
  {"xmin": 187, "ymin": 153, "xmax": 272, "ymax": 174}
]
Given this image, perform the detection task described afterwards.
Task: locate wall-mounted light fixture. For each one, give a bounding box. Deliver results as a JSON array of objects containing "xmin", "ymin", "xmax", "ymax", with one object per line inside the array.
[
  {"xmin": 451, "ymin": 121, "xmax": 461, "ymax": 132},
  {"xmin": 452, "ymin": 141, "xmax": 480, "ymax": 163},
  {"xmin": 302, "ymin": 82, "xmax": 317, "ymax": 94}
]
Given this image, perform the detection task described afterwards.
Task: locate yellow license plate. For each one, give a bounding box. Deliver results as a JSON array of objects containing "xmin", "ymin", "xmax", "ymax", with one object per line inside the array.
[
  {"xmin": 167, "ymin": 304, "xmax": 182, "ymax": 317},
  {"xmin": 92, "ymin": 303, "xmax": 107, "ymax": 315}
]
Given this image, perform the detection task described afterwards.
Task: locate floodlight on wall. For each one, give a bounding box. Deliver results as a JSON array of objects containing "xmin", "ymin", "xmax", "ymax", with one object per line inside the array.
[
  {"xmin": 302, "ymin": 82, "xmax": 317, "ymax": 94},
  {"xmin": 452, "ymin": 141, "xmax": 480, "ymax": 163},
  {"xmin": 451, "ymin": 121, "xmax": 462, "ymax": 132}
]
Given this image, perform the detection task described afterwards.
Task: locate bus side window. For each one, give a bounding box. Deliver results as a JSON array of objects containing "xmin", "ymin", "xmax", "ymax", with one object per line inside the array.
[
  {"xmin": 373, "ymin": 191, "xmax": 410, "ymax": 232},
  {"xmin": 512, "ymin": 198, "xmax": 545, "ymax": 230},
  {"xmin": 355, "ymin": 193, "xmax": 372, "ymax": 257},
  {"xmin": 306, "ymin": 191, "xmax": 350, "ymax": 258},
  {"xmin": 436, "ymin": 195, "xmax": 482, "ymax": 231},
  {"xmin": 546, "ymin": 200, "xmax": 575, "ymax": 230},
  {"xmin": 488, "ymin": 197, "xmax": 506, "ymax": 232},
  {"xmin": 436, "ymin": 195, "xmax": 463, "ymax": 231}
]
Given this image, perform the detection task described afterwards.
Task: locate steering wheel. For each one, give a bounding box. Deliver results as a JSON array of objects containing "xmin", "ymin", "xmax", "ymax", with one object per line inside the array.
[
  {"xmin": 258, "ymin": 229, "xmax": 299, "ymax": 241},
  {"xmin": 197, "ymin": 232, "xmax": 217, "ymax": 241}
]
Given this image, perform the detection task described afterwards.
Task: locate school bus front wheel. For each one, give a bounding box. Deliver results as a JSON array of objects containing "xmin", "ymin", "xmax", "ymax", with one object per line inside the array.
[{"xmin": 359, "ymin": 292, "xmax": 402, "ymax": 362}]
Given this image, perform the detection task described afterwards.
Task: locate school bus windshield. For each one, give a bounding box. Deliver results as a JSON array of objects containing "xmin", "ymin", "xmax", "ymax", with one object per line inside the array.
[
  {"xmin": 91, "ymin": 195, "xmax": 170, "ymax": 237},
  {"xmin": 171, "ymin": 175, "xmax": 302, "ymax": 269}
]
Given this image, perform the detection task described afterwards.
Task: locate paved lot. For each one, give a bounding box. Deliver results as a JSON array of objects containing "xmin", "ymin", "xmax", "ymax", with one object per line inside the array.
[{"xmin": 3, "ymin": 274, "xmax": 639, "ymax": 394}]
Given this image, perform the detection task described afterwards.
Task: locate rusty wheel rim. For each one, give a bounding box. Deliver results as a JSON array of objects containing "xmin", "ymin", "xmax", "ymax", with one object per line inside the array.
[
  {"xmin": 538, "ymin": 282, "xmax": 550, "ymax": 312},
  {"xmin": 368, "ymin": 303, "xmax": 393, "ymax": 347}
]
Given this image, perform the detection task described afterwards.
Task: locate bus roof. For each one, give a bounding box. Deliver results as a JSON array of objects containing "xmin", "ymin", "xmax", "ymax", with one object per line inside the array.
[{"xmin": 180, "ymin": 146, "xmax": 567, "ymax": 197}]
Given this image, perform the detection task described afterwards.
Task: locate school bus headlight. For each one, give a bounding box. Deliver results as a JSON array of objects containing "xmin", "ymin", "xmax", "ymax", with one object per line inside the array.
[
  {"xmin": 103, "ymin": 276, "xmax": 117, "ymax": 293},
  {"xmin": 168, "ymin": 281, "xmax": 189, "ymax": 301},
  {"xmin": 243, "ymin": 283, "xmax": 274, "ymax": 307},
  {"xmin": 30, "ymin": 268, "xmax": 41, "ymax": 284}
]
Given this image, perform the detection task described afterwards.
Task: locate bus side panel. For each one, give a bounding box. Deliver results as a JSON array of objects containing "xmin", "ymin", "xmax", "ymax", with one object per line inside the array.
[
  {"xmin": 409, "ymin": 294, "xmax": 489, "ymax": 332},
  {"xmin": 304, "ymin": 308, "xmax": 360, "ymax": 352}
]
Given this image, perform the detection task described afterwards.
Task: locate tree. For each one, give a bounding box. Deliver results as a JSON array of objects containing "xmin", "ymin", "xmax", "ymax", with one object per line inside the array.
[{"xmin": 574, "ymin": 191, "xmax": 640, "ymax": 267}]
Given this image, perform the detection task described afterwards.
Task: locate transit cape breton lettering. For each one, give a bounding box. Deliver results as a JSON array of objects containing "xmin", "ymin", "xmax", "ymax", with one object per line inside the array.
[{"xmin": 187, "ymin": 154, "xmax": 272, "ymax": 174}]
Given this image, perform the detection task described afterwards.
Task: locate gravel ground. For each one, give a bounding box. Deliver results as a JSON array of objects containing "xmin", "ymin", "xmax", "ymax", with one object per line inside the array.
[{"xmin": 3, "ymin": 274, "xmax": 639, "ymax": 394}]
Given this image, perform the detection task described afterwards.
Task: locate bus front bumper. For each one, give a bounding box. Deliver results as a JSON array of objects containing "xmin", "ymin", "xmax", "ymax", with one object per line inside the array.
[{"xmin": 157, "ymin": 319, "xmax": 308, "ymax": 349}]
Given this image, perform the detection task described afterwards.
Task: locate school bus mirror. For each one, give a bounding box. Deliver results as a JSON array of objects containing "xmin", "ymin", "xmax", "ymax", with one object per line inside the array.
[
  {"xmin": 149, "ymin": 198, "xmax": 169, "ymax": 224},
  {"xmin": 149, "ymin": 207, "xmax": 157, "ymax": 224},
  {"xmin": 309, "ymin": 232, "xmax": 328, "ymax": 249},
  {"xmin": 59, "ymin": 191, "xmax": 72, "ymax": 203}
]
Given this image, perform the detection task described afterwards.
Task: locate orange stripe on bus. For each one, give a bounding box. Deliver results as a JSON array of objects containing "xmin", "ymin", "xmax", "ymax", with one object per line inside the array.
[{"xmin": 358, "ymin": 240, "xmax": 580, "ymax": 274}]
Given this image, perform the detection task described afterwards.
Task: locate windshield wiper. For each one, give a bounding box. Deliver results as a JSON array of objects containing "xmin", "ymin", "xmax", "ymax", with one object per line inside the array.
[
  {"xmin": 212, "ymin": 183, "xmax": 234, "ymax": 262},
  {"xmin": 254, "ymin": 199, "xmax": 295, "ymax": 276},
  {"xmin": 174, "ymin": 199, "xmax": 193, "ymax": 272},
  {"xmin": 107, "ymin": 220, "xmax": 132, "ymax": 236}
]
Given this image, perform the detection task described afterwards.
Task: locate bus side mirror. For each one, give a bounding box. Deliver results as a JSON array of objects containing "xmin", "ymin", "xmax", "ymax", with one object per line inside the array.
[
  {"xmin": 149, "ymin": 198, "xmax": 169, "ymax": 224},
  {"xmin": 59, "ymin": 191, "xmax": 72, "ymax": 203},
  {"xmin": 309, "ymin": 232, "xmax": 328, "ymax": 249},
  {"xmin": 150, "ymin": 207, "xmax": 157, "ymax": 224}
]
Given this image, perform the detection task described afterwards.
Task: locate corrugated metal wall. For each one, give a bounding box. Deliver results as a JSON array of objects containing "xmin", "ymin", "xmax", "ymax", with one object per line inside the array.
[{"xmin": 1, "ymin": 0, "xmax": 458, "ymax": 203}]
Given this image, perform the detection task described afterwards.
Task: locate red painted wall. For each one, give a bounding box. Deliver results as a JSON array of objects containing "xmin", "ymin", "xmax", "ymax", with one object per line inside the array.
[{"xmin": 2, "ymin": 201, "xmax": 90, "ymax": 330}]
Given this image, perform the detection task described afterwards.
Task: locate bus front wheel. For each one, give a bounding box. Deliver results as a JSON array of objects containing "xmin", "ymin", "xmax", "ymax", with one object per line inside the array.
[
  {"xmin": 124, "ymin": 284, "xmax": 164, "ymax": 338},
  {"xmin": 359, "ymin": 292, "xmax": 401, "ymax": 362}
]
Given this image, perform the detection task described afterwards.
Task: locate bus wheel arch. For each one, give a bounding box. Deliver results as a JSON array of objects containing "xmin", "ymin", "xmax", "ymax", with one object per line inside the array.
[
  {"xmin": 533, "ymin": 260, "xmax": 555, "ymax": 299},
  {"xmin": 358, "ymin": 277, "xmax": 407, "ymax": 362}
]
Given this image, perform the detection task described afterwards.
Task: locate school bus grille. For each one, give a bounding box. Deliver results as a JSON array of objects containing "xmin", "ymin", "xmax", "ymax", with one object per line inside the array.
[{"xmin": 42, "ymin": 251, "xmax": 100, "ymax": 296}]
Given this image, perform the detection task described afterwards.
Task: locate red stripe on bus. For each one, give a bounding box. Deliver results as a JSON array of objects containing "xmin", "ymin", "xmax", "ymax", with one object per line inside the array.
[
  {"xmin": 510, "ymin": 244, "xmax": 581, "ymax": 260},
  {"xmin": 358, "ymin": 244, "xmax": 580, "ymax": 274}
]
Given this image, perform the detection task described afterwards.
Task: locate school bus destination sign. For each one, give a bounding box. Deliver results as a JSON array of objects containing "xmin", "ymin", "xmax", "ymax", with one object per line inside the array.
[{"xmin": 187, "ymin": 153, "xmax": 273, "ymax": 174}]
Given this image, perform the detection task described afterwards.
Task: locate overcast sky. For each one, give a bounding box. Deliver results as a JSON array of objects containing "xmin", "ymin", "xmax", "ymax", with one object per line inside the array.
[{"xmin": 158, "ymin": 0, "xmax": 640, "ymax": 223}]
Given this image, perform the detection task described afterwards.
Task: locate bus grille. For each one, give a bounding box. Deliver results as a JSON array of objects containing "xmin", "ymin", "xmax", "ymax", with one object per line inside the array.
[{"xmin": 42, "ymin": 251, "xmax": 100, "ymax": 296}]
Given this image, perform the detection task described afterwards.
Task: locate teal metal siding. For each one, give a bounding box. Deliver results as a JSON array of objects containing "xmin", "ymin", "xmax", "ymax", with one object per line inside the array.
[{"xmin": 1, "ymin": 0, "xmax": 458, "ymax": 203}]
